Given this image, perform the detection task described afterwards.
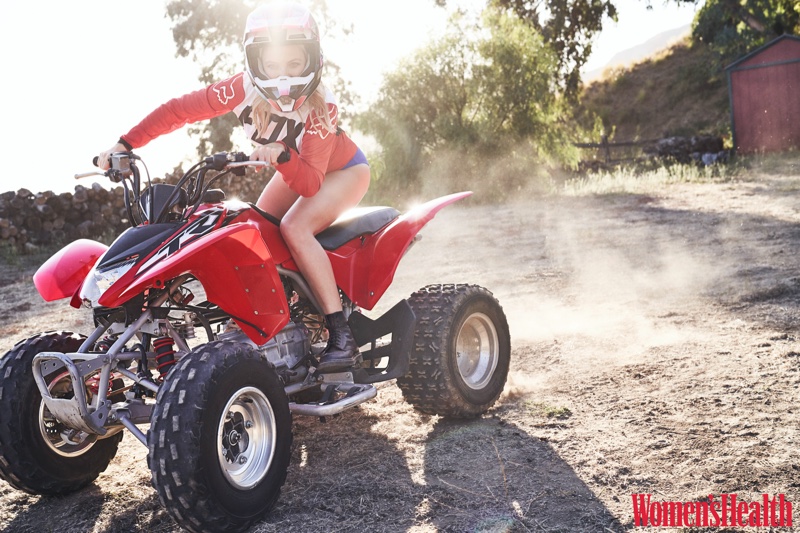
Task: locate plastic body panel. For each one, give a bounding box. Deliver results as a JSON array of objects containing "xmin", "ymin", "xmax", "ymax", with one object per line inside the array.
[
  {"xmin": 32, "ymin": 192, "xmax": 471, "ymax": 343},
  {"xmin": 33, "ymin": 239, "xmax": 108, "ymax": 302},
  {"xmin": 99, "ymin": 219, "xmax": 289, "ymax": 344},
  {"xmin": 315, "ymin": 192, "xmax": 472, "ymax": 309}
]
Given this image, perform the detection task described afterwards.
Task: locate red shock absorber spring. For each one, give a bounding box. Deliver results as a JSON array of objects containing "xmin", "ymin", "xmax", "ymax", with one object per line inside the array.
[{"xmin": 153, "ymin": 337, "xmax": 176, "ymax": 380}]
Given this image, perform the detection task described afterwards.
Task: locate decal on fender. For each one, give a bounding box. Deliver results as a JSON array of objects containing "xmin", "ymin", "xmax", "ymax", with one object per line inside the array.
[{"xmin": 138, "ymin": 210, "xmax": 222, "ymax": 273}]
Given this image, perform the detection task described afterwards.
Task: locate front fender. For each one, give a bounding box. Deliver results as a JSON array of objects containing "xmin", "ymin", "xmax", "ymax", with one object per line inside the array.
[
  {"xmin": 33, "ymin": 239, "xmax": 108, "ymax": 302},
  {"xmin": 100, "ymin": 224, "xmax": 289, "ymax": 343}
]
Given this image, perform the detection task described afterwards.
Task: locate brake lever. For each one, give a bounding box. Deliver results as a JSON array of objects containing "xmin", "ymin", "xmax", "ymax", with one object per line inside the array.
[{"xmin": 75, "ymin": 170, "xmax": 105, "ymax": 179}]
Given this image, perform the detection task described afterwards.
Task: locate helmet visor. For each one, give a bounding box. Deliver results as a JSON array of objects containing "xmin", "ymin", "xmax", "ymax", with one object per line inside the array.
[{"xmin": 256, "ymin": 43, "xmax": 311, "ymax": 79}]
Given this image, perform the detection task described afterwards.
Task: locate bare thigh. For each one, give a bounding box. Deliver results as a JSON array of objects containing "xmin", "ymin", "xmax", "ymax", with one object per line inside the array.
[
  {"xmin": 255, "ymin": 171, "xmax": 300, "ymax": 220},
  {"xmin": 281, "ymin": 164, "xmax": 371, "ymax": 236}
]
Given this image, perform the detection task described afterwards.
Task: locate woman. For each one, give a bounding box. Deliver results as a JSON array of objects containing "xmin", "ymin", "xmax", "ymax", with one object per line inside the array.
[{"xmin": 97, "ymin": 2, "xmax": 369, "ymax": 372}]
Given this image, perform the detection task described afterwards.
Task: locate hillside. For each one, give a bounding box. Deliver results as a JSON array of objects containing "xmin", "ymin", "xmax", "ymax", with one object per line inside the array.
[
  {"xmin": 579, "ymin": 38, "xmax": 730, "ymax": 143},
  {"xmin": 583, "ymin": 25, "xmax": 690, "ymax": 82}
]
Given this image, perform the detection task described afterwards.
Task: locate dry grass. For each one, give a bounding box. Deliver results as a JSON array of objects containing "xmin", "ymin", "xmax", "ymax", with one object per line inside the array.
[
  {"xmin": 560, "ymin": 152, "xmax": 799, "ymax": 197},
  {"xmin": 579, "ymin": 38, "xmax": 730, "ymax": 142},
  {"xmin": 560, "ymin": 163, "xmax": 732, "ymax": 196}
]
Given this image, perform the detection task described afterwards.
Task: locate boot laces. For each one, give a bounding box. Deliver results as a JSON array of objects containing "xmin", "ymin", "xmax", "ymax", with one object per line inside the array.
[{"xmin": 326, "ymin": 327, "xmax": 344, "ymax": 350}]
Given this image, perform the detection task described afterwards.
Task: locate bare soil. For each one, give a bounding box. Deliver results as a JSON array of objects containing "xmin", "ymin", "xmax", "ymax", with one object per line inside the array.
[{"xmin": 2, "ymin": 166, "xmax": 800, "ymax": 532}]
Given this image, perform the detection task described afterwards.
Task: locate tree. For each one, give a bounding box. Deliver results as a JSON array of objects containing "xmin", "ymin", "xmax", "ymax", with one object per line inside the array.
[
  {"xmin": 358, "ymin": 9, "xmax": 576, "ymax": 195},
  {"xmin": 438, "ymin": 0, "xmax": 617, "ymax": 100},
  {"xmin": 688, "ymin": 0, "xmax": 800, "ymax": 62},
  {"xmin": 165, "ymin": 0, "xmax": 355, "ymax": 155}
]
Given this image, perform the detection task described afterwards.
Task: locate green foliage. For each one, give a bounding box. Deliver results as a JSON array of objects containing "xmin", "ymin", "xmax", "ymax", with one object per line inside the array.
[
  {"xmin": 691, "ymin": 0, "xmax": 800, "ymax": 63},
  {"xmin": 165, "ymin": 0, "xmax": 355, "ymax": 155},
  {"xmin": 488, "ymin": 0, "xmax": 617, "ymax": 99},
  {"xmin": 358, "ymin": 9, "xmax": 578, "ymax": 202}
]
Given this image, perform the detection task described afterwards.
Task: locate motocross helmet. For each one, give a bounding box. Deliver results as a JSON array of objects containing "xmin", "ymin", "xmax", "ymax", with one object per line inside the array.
[{"xmin": 243, "ymin": 2, "xmax": 323, "ymax": 113}]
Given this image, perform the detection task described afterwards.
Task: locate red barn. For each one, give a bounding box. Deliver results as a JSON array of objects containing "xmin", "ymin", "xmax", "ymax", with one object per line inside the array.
[{"xmin": 726, "ymin": 34, "xmax": 800, "ymax": 153}]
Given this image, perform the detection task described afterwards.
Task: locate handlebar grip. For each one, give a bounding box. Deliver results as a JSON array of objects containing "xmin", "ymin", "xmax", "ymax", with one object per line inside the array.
[{"xmin": 93, "ymin": 156, "xmax": 99, "ymax": 167}]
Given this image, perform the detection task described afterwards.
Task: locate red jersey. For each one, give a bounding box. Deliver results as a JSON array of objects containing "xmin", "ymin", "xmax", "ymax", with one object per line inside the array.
[{"xmin": 120, "ymin": 73, "xmax": 359, "ymax": 197}]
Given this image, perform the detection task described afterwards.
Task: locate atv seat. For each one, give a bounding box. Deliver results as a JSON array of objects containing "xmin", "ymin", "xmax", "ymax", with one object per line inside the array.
[{"xmin": 315, "ymin": 206, "xmax": 401, "ymax": 251}]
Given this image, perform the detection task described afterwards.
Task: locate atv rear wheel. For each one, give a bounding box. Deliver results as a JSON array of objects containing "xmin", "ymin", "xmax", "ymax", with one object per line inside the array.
[
  {"xmin": 148, "ymin": 340, "xmax": 292, "ymax": 533},
  {"xmin": 0, "ymin": 332, "xmax": 123, "ymax": 495},
  {"xmin": 397, "ymin": 284, "xmax": 511, "ymax": 418}
]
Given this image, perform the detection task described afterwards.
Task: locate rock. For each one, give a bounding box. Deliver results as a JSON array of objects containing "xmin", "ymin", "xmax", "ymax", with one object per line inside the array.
[
  {"xmin": 72, "ymin": 189, "xmax": 89, "ymax": 204},
  {"xmin": 35, "ymin": 204, "xmax": 53, "ymax": 217},
  {"xmin": 76, "ymin": 220, "xmax": 93, "ymax": 238},
  {"xmin": 644, "ymin": 135, "xmax": 727, "ymax": 165},
  {"xmin": 24, "ymin": 216, "xmax": 42, "ymax": 232},
  {"xmin": 690, "ymin": 135, "xmax": 724, "ymax": 153}
]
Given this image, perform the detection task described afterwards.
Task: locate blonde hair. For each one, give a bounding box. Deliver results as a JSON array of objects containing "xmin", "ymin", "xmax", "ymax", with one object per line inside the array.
[{"xmin": 252, "ymin": 84, "xmax": 336, "ymax": 141}]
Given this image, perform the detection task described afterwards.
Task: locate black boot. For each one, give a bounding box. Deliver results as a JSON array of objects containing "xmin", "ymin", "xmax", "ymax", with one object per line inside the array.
[{"xmin": 317, "ymin": 311, "xmax": 361, "ymax": 372}]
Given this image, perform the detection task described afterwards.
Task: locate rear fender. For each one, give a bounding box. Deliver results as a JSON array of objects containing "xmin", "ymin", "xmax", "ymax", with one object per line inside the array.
[
  {"xmin": 332, "ymin": 191, "xmax": 472, "ymax": 309},
  {"xmin": 99, "ymin": 224, "xmax": 289, "ymax": 343},
  {"xmin": 33, "ymin": 239, "xmax": 108, "ymax": 302}
]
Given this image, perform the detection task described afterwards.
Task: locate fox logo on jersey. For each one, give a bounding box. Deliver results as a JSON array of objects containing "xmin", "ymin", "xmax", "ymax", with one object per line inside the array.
[{"xmin": 214, "ymin": 84, "xmax": 235, "ymax": 105}]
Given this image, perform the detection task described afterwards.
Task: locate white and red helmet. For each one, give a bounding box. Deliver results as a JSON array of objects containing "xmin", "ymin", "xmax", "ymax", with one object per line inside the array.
[{"xmin": 243, "ymin": 2, "xmax": 323, "ymax": 113}]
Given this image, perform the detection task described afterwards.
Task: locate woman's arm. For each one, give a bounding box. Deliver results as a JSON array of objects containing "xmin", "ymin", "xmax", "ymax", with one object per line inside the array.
[{"xmin": 120, "ymin": 73, "xmax": 245, "ymax": 149}]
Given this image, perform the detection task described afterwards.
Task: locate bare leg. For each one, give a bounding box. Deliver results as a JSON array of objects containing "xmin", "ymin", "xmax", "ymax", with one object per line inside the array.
[
  {"xmin": 279, "ymin": 164, "xmax": 371, "ymax": 314},
  {"xmin": 255, "ymin": 171, "xmax": 300, "ymax": 219}
]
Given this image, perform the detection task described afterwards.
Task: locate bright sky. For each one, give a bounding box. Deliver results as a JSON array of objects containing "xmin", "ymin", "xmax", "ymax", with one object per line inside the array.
[{"xmin": 0, "ymin": 0, "xmax": 698, "ymax": 194}]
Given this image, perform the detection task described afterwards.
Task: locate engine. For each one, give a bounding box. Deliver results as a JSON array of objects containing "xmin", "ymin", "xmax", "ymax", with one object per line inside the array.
[{"xmin": 217, "ymin": 320, "xmax": 311, "ymax": 375}]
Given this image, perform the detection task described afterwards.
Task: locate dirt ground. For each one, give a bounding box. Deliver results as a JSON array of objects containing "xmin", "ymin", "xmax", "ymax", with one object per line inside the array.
[{"xmin": 2, "ymin": 161, "xmax": 800, "ymax": 532}]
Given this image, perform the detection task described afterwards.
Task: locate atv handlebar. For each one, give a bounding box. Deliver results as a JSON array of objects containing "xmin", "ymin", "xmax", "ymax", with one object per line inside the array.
[
  {"xmin": 74, "ymin": 152, "xmax": 272, "ymax": 183},
  {"xmin": 228, "ymin": 160, "xmax": 270, "ymax": 168},
  {"xmin": 75, "ymin": 169, "xmax": 104, "ymax": 180},
  {"xmin": 77, "ymin": 152, "xmax": 269, "ymax": 180},
  {"xmin": 74, "ymin": 151, "xmax": 276, "ymax": 228}
]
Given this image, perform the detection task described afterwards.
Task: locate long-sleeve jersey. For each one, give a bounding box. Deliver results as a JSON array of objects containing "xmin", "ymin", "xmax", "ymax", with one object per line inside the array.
[{"xmin": 120, "ymin": 72, "xmax": 359, "ymax": 197}]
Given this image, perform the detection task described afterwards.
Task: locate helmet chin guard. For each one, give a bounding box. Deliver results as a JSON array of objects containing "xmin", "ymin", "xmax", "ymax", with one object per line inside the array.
[{"xmin": 243, "ymin": 2, "xmax": 323, "ymax": 112}]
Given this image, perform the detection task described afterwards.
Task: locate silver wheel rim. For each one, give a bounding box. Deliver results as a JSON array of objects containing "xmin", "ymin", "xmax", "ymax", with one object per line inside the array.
[
  {"xmin": 455, "ymin": 312, "xmax": 500, "ymax": 390},
  {"xmin": 217, "ymin": 386, "xmax": 277, "ymax": 489},
  {"xmin": 39, "ymin": 372, "xmax": 97, "ymax": 457}
]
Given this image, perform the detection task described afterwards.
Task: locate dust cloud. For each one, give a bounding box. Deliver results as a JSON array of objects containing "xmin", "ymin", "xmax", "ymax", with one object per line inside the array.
[{"xmin": 412, "ymin": 194, "xmax": 724, "ymax": 363}]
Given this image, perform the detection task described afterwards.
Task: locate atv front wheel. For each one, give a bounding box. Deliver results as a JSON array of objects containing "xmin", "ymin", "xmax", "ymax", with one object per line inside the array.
[
  {"xmin": 397, "ymin": 284, "xmax": 511, "ymax": 418},
  {"xmin": 0, "ymin": 332, "xmax": 123, "ymax": 495},
  {"xmin": 148, "ymin": 340, "xmax": 292, "ymax": 533}
]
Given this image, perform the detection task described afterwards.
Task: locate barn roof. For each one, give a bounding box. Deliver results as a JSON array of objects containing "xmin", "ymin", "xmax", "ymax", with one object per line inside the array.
[{"xmin": 725, "ymin": 34, "xmax": 800, "ymax": 71}]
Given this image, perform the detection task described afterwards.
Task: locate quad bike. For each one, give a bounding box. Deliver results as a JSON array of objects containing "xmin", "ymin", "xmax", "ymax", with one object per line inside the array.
[{"xmin": 0, "ymin": 151, "xmax": 510, "ymax": 532}]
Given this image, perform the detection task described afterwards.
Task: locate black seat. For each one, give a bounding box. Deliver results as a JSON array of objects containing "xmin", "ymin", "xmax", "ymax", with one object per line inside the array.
[{"xmin": 315, "ymin": 206, "xmax": 401, "ymax": 250}]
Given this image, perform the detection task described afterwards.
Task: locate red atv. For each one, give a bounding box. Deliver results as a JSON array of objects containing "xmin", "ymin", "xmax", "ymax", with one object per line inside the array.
[{"xmin": 0, "ymin": 152, "xmax": 510, "ymax": 532}]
